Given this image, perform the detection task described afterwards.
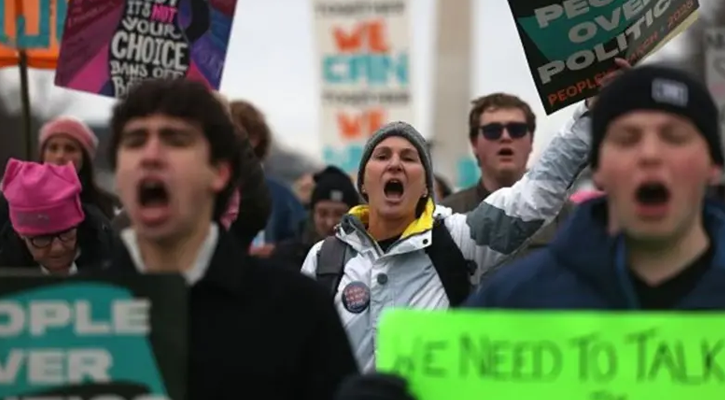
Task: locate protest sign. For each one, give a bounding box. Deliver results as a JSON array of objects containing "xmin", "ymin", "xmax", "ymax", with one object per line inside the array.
[
  {"xmin": 507, "ymin": 0, "xmax": 700, "ymax": 114},
  {"xmin": 54, "ymin": 0, "xmax": 238, "ymax": 98},
  {"xmin": 377, "ymin": 309, "xmax": 725, "ymax": 399},
  {"xmin": 312, "ymin": 0, "xmax": 414, "ymax": 175},
  {"xmin": 0, "ymin": 0, "xmax": 68, "ymax": 68},
  {"xmin": 0, "ymin": 273, "xmax": 187, "ymax": 400}
]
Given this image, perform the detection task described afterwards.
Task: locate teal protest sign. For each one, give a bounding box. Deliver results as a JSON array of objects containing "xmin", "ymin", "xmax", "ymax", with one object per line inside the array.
[
  {"xmin": 507, "ymin": 0, "xmax": 699, "ymax": 114},
  {"xmin": 0, "ymin": 274, "xmax": 187, "ymax": 400}
]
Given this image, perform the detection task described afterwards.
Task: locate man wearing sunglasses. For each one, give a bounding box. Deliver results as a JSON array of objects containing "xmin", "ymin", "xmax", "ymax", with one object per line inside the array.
[{"xmin": 441, "ymin": 93, "xmax": 575, "ymax": 270}]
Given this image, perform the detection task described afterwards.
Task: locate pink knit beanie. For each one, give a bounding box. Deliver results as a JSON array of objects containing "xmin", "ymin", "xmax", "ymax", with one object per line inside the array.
[
  {"xmin": 2, "ymin": 159, "xmax": 85, "ymax": 236},
  {"xmin": 39, "ymin": 116, "xmax": 98, "ymax": 159}
]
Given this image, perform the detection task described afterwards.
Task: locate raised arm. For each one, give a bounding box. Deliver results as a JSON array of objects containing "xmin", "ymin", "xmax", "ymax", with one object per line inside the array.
[{"xmin": 444, "ymin": 102, "xmax": 591, "ymax": 274}]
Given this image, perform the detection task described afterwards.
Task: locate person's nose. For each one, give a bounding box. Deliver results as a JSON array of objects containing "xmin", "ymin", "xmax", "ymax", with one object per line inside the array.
[
  {"xmin": 499, "ymin": 127, "xmax": 513, "ymax": 143},
  {"xmin": 48, "ymin": 238, "xmax": 66, "ymax": 255},
  {"xmin": 637, "ymin": 134, "xmax": 664, "ymax": 167},
  {"xmin": 140, "ymin": 135, "xmax": 166, "ymax": 168},
  {"xmin": 387, "ymin": 154, "xmax": 403, "ymax": 172}
]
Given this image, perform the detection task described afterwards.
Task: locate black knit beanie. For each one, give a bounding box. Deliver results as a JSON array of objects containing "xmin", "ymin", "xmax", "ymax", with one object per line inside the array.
[
  {"xmin": 590, "ymin": 65, "xmax": 723, "ymax": 169},
  {"xmin": 310, "ymin": 166, "xmax": 361, "ymax": 209}
]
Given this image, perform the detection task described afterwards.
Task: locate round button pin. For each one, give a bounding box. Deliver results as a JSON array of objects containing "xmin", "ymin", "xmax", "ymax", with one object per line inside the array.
[{"xmin": 341, "ymin": 281, "xmax": 371, "ymax": 314}]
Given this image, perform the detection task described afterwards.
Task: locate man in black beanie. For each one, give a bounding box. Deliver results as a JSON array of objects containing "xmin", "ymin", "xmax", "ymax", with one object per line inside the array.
[
  {"xmin": 467, "ymin": 64, "xmax": 725, "ymax": 311},
  {"xmin": 271, "ymin": 166, "xmax": 360, "ymax": 270}
]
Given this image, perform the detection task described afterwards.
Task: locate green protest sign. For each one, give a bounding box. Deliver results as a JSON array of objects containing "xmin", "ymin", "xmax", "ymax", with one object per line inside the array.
[{"xmin": 377, "ymin": 309, "xmax": 725, "ymax": 400}]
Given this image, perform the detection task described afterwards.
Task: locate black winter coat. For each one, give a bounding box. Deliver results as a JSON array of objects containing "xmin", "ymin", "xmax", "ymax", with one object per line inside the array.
[{"xmin": 106, "ymin": 229, "xmax": 359, "ymax": 400}]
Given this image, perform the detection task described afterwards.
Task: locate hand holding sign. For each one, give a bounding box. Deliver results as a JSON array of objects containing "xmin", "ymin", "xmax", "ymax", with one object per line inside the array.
[{"xmin": 586, "ymin": 58, "xmax": 632, "ymax": 109}]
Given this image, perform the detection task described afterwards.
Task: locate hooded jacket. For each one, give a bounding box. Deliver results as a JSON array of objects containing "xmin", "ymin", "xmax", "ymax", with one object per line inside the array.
[
  {"xmin": 466, "ymin": 197, "xmax": 725, "ymax": 309},
  {"xmin": 300, "ymin": 103, "xmax": 593, "ymax": 371}
]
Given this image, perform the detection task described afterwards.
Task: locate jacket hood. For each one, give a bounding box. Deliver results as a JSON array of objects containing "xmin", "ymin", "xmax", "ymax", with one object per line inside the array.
[{"xmin": 550, "ymin": 197, "xmax": 725, "ymax": 307}]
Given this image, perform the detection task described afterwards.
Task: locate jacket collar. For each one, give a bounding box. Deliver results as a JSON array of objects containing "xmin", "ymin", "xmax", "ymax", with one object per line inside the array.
[
  {"xmin": 335, "ymin": 199, "xmax": 437, "ymax": 256},
  {"xmin": 111, "ymin": 225, "xmax": 245, "ymax": 294}
]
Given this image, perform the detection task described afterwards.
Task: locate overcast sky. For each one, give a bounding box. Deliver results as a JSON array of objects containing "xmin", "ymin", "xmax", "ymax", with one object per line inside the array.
[{"xmin": 0, "ymin": 0, "xmax": 690, "ymax": 162}]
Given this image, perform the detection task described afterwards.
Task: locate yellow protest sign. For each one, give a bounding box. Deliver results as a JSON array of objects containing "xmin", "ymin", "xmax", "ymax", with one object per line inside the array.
[{"xmin": 377, "ymin": 309, "xmax": 725, "ymax": 400}]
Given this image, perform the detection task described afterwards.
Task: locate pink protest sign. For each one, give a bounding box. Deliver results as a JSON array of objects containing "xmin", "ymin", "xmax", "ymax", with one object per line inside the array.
[{"xmin": 55, "ymin": 0, "xmax": 238, "ymax": 97}]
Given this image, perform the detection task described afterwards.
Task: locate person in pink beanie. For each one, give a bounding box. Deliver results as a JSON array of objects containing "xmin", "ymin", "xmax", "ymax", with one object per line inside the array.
[
  {"xmin": 0, "ymin": 159, "xmax": 117, "ymax": 274},
  {"xmin": 36, "ymin": 116, "xmax": 119, "ymax": 219}
]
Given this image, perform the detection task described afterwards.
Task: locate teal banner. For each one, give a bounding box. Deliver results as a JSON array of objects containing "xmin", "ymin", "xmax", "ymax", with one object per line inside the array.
[
  {"xmin": 507, "ymin": 0, "xmax": 699, "ymax": 114},
  {"xmin": 0, "ymin": 273, "xmax": 187, "ymax": 400}
]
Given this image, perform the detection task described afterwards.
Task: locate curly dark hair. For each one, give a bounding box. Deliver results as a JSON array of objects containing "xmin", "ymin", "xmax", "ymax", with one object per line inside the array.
[
  {"xmin": 229, "ymin": 100, "xmax": 272, "ymax": 161},
  {"xmin": 468, "ymin": 93, "xmax": 536, "ymax": 141},
  {"xmin": 108, "ymin": 78, "xmax": 242, "ymax": 221}
]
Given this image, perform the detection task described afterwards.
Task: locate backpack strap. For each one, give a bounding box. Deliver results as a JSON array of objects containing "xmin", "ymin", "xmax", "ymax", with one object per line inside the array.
[
  {"xmin": 316, "ymin": 236, "xmax": 353, "ymax": 298},
  {"xmin": 426, "ymin": 218, "xmax": 475, "ymax": 307}
]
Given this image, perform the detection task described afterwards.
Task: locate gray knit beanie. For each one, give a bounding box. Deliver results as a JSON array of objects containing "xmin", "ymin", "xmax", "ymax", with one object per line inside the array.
[{"xmin": 357, "ymin": 121, "xmax": 434, "ymax": 201}]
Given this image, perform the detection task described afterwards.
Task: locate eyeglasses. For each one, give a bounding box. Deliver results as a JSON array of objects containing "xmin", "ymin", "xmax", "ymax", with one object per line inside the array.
[
  {"xmin": 479, "ymin": 122, "xmax": 529, "ymax": 140},
  {"xmin": 26, "ymin": 228, "xmax": 77, "ymax": 248}
]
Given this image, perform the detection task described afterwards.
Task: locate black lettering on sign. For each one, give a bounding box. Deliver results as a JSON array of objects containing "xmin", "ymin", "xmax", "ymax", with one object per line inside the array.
[
  {"xmin": 626, "ymin": 329, "xmax": 725, "ymax": 385},
  {"xmin": 458, "ymin": 334, "xmax": 562, "ymax": 382},
  {"xmin": 108, "ymin": 0, "xmax": 191, "ymax": 97},
  {"xmin": 570, "ymin": 333, "xmax": 618, "ymax": 383}
]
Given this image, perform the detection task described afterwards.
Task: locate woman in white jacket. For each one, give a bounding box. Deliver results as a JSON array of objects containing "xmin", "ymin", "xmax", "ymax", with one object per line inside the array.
[{"xmin": 301, "ymin": 102, "xmax": 593, "ymax": 371}]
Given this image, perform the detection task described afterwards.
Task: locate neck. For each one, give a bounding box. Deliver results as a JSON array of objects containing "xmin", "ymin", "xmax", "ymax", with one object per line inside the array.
[
  {"xmin": 368, "ymin": 210, "xmax": 415, "ymax": 241},
  {"xmin": 627, "ymin": 219, "xmax": 709, "ymax": 285},
  {"xmin": 480, "ymin": 169, "xmax": 523, "ymax": 192},
  {"xmin": 137, "ymin": 221, "xmax": 213, "ymax": 273}
]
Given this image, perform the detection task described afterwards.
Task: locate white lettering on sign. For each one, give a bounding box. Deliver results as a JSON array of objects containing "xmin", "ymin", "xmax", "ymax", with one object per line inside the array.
[
  {"xmin": 0, "ymin": 349, "xmax": 111, "ymax": 385},
  {"xmin": 532, "ymin": 0, "xmax": 675, "ymax": 84},
  {"xmin": 0, "ymin": 299, "xmax": 150, "ymax": 337},
  {"xmin": 108, "ymin": 0, "xmax": 191, "ymax": 97}
]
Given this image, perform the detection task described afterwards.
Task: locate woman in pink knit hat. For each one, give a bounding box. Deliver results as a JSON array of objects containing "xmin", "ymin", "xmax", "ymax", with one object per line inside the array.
[
  {"xmin": 36, "ymin": 116, "xmax": 119, "ymax": 219},
  {"xmin": 0, "ymin": 159, "xmax": 117, "ymax": 273}
]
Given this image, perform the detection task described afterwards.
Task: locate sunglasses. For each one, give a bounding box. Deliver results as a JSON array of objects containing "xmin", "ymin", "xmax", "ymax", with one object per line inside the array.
[
  {"xmin": 479, "ymin": 122, "xmax": 529, "ymax": 140},
  {"xmin": 26, "ymin": 228, "xmax": 77, "ymax": 248}
]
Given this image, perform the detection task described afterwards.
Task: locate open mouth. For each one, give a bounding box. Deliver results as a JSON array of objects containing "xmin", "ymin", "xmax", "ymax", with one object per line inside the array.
[
  {"xmin": 384, "ymin": 179, "xmax": 405, "ymax": 200},
  {"xmin": 139, "ymin": 179, "xmax": 170, "ymax": 207},
  {"xmin": 635, "ymin": 182, "xmax": 670, "ymax": 205},
  {"xmin": 136, "ymin": 179, "xmax": 171, "ymax": 225},
  {"xmin": 498, "ymin": 148, "xmax": 514, "ymax": 157},
  {"xmin": 634, "ymin": 182, "xmax": 670, "ymax": 218}
]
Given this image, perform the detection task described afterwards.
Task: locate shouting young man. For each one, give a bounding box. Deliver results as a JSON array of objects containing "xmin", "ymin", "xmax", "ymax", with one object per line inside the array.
[
  {"xmin": 468, "ymin": 65, "xmax": 725, "ymax": 309},
  {"xmin": 107, "ymin": 79, "xmax": 358, "ymax": 399}
]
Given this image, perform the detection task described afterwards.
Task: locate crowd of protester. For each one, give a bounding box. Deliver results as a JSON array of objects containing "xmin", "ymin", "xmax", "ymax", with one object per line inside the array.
[{"xmin": 0, "ymin": 57, "xmax": 723, "ymax": 399}]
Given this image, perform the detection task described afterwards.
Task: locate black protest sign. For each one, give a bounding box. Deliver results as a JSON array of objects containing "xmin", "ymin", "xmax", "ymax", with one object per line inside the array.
[
  {"xmin": 507, "ymin": 0, "xmax": 699, "ymax": 114},
  {"xmin": 107, "ymin": 0, "xmax": 191, "ymax": 97},
  {"xmin": 0, "ymin": 273, "xmax": 187, "ymax": 400}
]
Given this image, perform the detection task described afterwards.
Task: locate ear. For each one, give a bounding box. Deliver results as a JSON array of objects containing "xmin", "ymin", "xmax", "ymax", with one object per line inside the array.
[
  {"xmin": 211, "ymin": 160, "xmax": 232, "ymax": 193},
  {"xmin": 592, "ymin": 168, "xmax": 604, "ymax": 190},
  {"xmin": 708, "ymin": 165, "xmax": 723, "ymax": 186}
]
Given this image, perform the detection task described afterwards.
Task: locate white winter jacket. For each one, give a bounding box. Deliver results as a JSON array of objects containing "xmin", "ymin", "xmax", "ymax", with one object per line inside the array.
[{"xmin": 301, "ymin": 102, "xmax": 592, "ymax": 371}]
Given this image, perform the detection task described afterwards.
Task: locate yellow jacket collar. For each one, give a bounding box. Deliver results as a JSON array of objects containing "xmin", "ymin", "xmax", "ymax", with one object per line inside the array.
[{"xmin": 347, "ymin": 198, "xmax": 435, "ymax": 239}]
